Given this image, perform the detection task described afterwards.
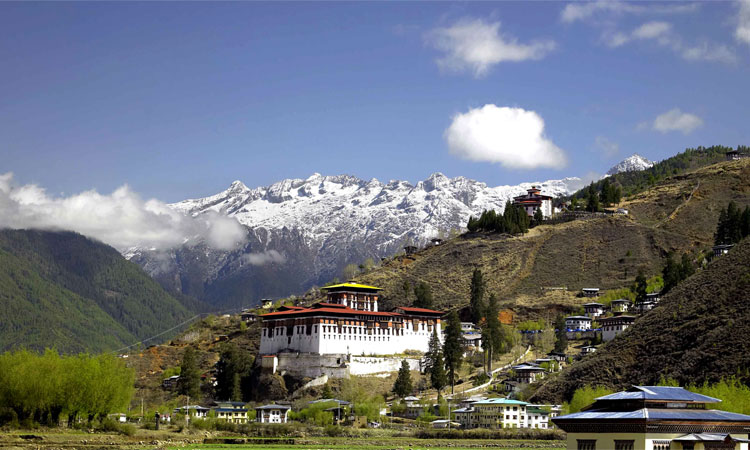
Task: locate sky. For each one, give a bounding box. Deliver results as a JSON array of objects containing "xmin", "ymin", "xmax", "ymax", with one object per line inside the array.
[{"xmin": 2, "ymin": 1, "xmax": 750, "ymax": 205}]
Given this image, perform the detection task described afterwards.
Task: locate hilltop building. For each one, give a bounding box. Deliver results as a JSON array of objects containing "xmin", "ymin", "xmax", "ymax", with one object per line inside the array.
[
  {"xmin": 600, "ymin": 315, "xmax": 636, "ymax": 342},
  {"xmin": 553, "ymin": 385, "xmax": 750, "ymax": 450},
  {"xmin": 512, "ymin": 186, "xmax": 554, "ymax": 218},
  {"xmin": 582, "ymin": 288, "xmax": 600, "ymax": 298},
  {"xmin": 259, "ymin": 283, "xmax": 443, "ymax": 356},
  {"xmin": 566, "ymin": 316, "xmax": 592, "ymax": 331},
  {"xmin": 611, "ymin": 299, "xmax": 632, "ymax": 313},
  {"xmin": 583, "ymin": 302, "xmax": 605, "ymax": 318}
]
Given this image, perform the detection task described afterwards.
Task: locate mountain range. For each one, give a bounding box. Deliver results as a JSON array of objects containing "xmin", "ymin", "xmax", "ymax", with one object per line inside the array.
[
  {"xmin": 126, "ymin": 155, "xmax": 653, "ymax": 308},
  {"xmin": 605, "ymin": 154, "xmax": 653, "ymax": 176}
]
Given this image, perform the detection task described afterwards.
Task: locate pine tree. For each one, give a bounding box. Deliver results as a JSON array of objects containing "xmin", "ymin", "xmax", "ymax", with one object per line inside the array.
[
  {"xmin": 178, "ymin": 347, "xmax": 202, "ymax": 399},
  {"xmin": 554, "ymin": 315, "xmax": 568, "ymax": 353},
  {"xmin": 442, "ymin": 311, "xmax": 463, "ymax": 394},
  {"xmin": 423, "ymin": 327, "xmax": 441, "ymax": 375},
  {"xmin": 633, "ymin": 270, "xmax": 648, "ymax": 304},
  {"xmin": 215, "ymin": 343, "xmax": 253, "ymax": 401},
  {"xmin": 483, "ymin": 293, "xmax": 502, "ymax": 373},
  {"xmin": 413, "ymin": 282, "xmax": 433, "ymax": 309},
  {"xmin": 586, "ymin": 183, "xmax": 600, "ymax": 212},
  {"xmin": 469, "ymin": 269, "xmax": 485, "ymax": 324},
  {"xmin": 429, "ymin": 329, "xmax": 448, "ymax": 400},
  {"xmin": 533, "ymin": 208, "xmax": 544, "ymax": 227},
  {"xmin": 680, "ymin": 253, "xmax": 695, "ymax": 281},
  {"xmin": 392, "ymin": 360, "xmax": 413, "ymax": 398},
  {"xmin": 322, "ymin": 383, "xmax": 333, "ymax": 399}
]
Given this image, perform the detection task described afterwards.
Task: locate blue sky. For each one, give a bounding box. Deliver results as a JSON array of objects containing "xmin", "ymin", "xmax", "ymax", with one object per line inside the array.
[{"xmin": 1, "ymin": 1, "xmax": 749, "ymax": 202}]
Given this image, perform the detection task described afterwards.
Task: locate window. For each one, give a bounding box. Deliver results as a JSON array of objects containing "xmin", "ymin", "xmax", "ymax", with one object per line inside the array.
[
  {"xmin": 652, "ymin": 442, "xmax": 671, "ymax": 450},
  {"xmin": 577, "ymin": 440, "xmax": 596, "ymax": 450},
  {"xmin": 614, "ymin": 441, "xmax": 634, "ymax": 450}
]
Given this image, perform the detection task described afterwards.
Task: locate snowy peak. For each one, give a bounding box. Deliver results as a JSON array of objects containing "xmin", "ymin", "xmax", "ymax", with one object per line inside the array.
[{"xmin": 607, "ymin": 154, "xmax": 654, "ymax": 175}]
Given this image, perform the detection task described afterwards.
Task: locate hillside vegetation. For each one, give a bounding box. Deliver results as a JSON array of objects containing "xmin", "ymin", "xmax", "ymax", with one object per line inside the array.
[
  {"xmin": 0, "ymin": 230, "xmax": 202, "ymax": 353},
  {"xmin": 531, "ymin": 237, "xmax": 750, "ymax": 403},
  {"xmin": 359, "ymin": 158, "xmax": 750, "ymax": 319}
]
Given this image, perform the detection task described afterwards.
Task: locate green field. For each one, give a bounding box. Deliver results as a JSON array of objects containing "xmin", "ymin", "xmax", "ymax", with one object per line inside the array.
[{"xmin": 170, "ymin": 437, "xmax": 565, "ymax": 450}]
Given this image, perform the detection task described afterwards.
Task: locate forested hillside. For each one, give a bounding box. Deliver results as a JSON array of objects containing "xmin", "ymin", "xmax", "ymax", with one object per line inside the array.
[
  {"xmin": 0, "ymin": 230, "xmax": 203, "ymax": 353},
  {"xmin": 531, "ymin": 237, "xmax": 750, "ymax": 403}
]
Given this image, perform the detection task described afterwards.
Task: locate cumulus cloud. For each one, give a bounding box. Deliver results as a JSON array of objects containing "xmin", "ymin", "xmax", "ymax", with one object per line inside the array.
[
  {"xmin": 426, "ymin": 18, "xmax": 556, "ymax": 77},
  {"xmin": 0, "ymin": 173, "xmax": 246, "ymax": 252},
  {"xmin": 594, "ymin": 136, "xmax": 620, "ymax": 158},
  {"xmin": 444, "ymin": 104, "xmax": 567, "ymax": 170},
  {"xmin": 241, "ymin": 250, "xmax": 286, "ymax": 266},
  {"xmin": 651, "ymin": 108, "xmax": 704, "ymax": 134},
  {"xmin": 737, "ymin": 0, "xmax": 750, "ymax": 45},
  {"xmin": 561, "ymin": 1, "xmax": 699, "ymax": 24}
]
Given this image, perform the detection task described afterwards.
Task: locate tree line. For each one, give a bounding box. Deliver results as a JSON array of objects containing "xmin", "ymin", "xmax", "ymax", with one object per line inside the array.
[
  {"xmin": 715, "ymin": 201, "xmax": 750, "ymax": 246},
  {"xmin": 0, "ymin": 350, "xmax": 134, "ymax": 427},
  {"xmin": 466, "ymin": 201, "xmax": 533, "ymax": 234}
]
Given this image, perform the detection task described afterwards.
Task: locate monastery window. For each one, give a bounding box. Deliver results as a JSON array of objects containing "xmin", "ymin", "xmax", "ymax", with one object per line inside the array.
[
  {"xmin": 576, "ymin": 440, "xmax": 596, "ymax": 450},
  {"xmin": 614, "ymin": 441, "xmax": 634, "ymax": 450}
]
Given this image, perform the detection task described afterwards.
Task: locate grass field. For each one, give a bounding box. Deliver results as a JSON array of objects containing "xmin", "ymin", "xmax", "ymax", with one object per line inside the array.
[{"xmin": 170, "ymin": 437, "xmax": 565, "ymax": 450}]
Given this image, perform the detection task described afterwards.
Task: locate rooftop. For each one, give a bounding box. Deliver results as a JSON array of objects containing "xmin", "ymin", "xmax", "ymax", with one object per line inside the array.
[
  {"xmin": 322, "ymin": 282, "xmax": 382, "ymax": 291},
  {"xmin": 255, "ymin": 404, "xmax": 291, "ymax": 410},
  {"xmin": 474, "ymin": 398, "xmax": 529, "ymax": 406},
  {"xmin": 596, "ymin": 386, "xmax": 720, "ymax": 403}
]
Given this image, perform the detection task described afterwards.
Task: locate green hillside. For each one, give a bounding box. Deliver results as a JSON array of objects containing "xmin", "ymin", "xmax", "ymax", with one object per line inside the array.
[
  {"xmin": 532, "ymin": 237, "xmax": 750, "ymax": 403},
  {"xmin": 358, "ymin": 158, "xmax": 750, "ymax": 319},
  {"xmin": 0, "ymin": 230, "xmax": 201, "ymax": 353}
]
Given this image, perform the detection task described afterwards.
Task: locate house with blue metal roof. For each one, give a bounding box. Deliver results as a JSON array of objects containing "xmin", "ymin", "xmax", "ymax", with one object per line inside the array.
[
  {"xmin": 255, "ymin": 404, "xmax": 290, "ymax": 424},
  {"xmin": 552, "ymin": 386, "xmax": 750, "ymax": 450}
]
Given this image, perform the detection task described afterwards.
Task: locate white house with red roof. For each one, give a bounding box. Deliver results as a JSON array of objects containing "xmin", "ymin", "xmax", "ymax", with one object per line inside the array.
[
  {"xmin": 512, "ymin": 186, "xmax": 554, "ymax": 218},
  {"xmin": 259, "ymin": 283, "xmax": 443, "ymax": 356}
]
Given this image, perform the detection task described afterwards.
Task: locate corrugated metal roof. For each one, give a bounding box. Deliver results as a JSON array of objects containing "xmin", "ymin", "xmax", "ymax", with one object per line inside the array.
[
  {"xmin": 596, "ymin": 386, "xmax": 720, "ymax": 403},
  {"xmin": 255, "ymin": 404, "xmax": 291, "ymax": 410},
  {"xmin": 321, "ymin": 283, "xmax": 382, "ymax": 290},
  {"xmin": 555, "ymin": 408, "xmax": 750, "ymax": 422},
  {"xmin": 474, "ymin": 398, "xmax": 528, "ymax": 405}
]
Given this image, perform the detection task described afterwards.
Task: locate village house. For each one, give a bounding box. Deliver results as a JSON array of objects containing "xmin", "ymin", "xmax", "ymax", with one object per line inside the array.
[
  {"xmin": 582, "ymin": 288, "xmax": 600, "ymax": 298},
  {"xmin": 261, "ymin": 299, "xmax": 273, "ymax": 309},
  {"xmin": 259, "ymin": 283, "xmax": 443, "ymax": 356},
  {"xmin": 308, "ymin": 398, "xmax": 350, "ymax": 424},
  {"xmin": 547, "ymin": 351, "xmax": 568, "ymax": 363},
  {"xmin": 214, "ymin": 401, "xmax": 249, "ymax": 424},
  {"xmin": 553, "ymin": 385, "xmax": 750, "ymax": 450},
  {"xmin": 461, "ymin": 322, "xmax": 478, "ymax": 332},
  {"xmin": 583, "ymin": 302, "xmax": 605, "ymax": 318},
  {"xmin": 600, "ymin": 315, "xmax": 636, "ymax": 342},
  {"xmin": 404, "ymin": 245, "xmax": 418, "ymax": 255},
  {"xmin": 454, "ymin": 398, "xmax": 558, "ymax": 430},
  {"xmin": 611, "ymin": 299, "xmax": 632, "ymax": 313},
  {"xmin": 580, "ymin": 345, "xmax": 597, "ymax": 355},
  {"xmin": 566, "ymin": 316, "xmax": 593, "ymax": 331},
  {"xmin": 504, "ymin": 380, "xmax": 522, "ymax": 396},
  {"xmin": 431, "ymin": 418, "xmax": 461, "ymax": 429},
  {"xmin": 430, "ymin": 238, "xmax": 443, "ymax": 246},
  {"xmin": 402, "ymin": 396, "xmax": 426, "ymax": 419},
  {"xmin": 713, "ymin": 243, "xmax": 735, "ymax": 258},
  {"xmin": 512, "ymin": 363, "xmax": 547, "ymax": 384},
  {"xmin": 255, "ymin": 404, "xmax": 290, "ymax": 424},
  {"xmin": 174, "ymin": 405, "xmax": 209, "ymax": 419},
  {"xmin": 512, "ymin": 186, "xmax": 554, "ymax": 218},
  {"xmin": 240, "ymin": 310, "xmax": 257, "ymax": 323},
  {"xmin": 162, "ymin": 375, "xmax": 180, "ymax": 390},
  {"xmin": 462, "ymin": 333, "xmax": 483, "ymax": 352}
]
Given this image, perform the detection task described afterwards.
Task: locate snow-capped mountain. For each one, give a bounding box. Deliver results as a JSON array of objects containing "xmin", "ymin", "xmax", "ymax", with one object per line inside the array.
[
  {"xmin": 607, "ymin": 154, "xmax": 654, "ymax": 175},
  {"xmin": 129, "ymin": 173, "xmax": 582, "ymax": 308}
]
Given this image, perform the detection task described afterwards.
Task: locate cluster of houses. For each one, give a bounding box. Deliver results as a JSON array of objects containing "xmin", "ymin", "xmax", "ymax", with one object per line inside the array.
[
  {"xmin": 174, "ymin": 401, "xmax": 290, "ymax": 424},
  {"xmin": 565, "ymin": 288, "xmax": 663, "ymax": 345}
]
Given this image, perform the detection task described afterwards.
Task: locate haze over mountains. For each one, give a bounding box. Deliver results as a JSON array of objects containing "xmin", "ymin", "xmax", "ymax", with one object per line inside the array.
[{"xmin": 126, "ymin": 155, "xmax": 645, "ymax": 307}]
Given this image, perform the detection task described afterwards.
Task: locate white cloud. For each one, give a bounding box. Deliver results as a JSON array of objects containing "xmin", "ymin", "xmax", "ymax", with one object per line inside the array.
[
  {"xmin": 444, "ymin": 104, "xmax": 567, "ymax": 170},
  {"xmin": 0, "ymin": 173, "xmax": 246, "ymax": 252},
  {"xmin": 603, "ymin": 21, "xmax": 736, "ymax": 64},
  {"xmin": 737, "ymin": 0, "xmax": 750, "ymax": 45},
  {"xmin": 561, "ymin": 1, "xmax": 699, "ymax": 23},
  {"xmin": 426, "ymin": 18, "xmax": 556, "ymax": 77},
  {"xmin": 652, "ymin": 108, "xmax": 704, "ymax": 134},
  {"xmin": 604, "ymin": 21, "xmax": 672, "ymax": 47},
  {"xmin": 594, "ymin": 136, "xmax": 620, "ymax": 158},
  {"xmin": 241, "ymin": 250, "xmax": 286, "ymax": 266}
]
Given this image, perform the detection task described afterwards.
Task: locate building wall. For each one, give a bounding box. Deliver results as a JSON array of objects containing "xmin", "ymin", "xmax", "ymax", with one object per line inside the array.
[
  {"xmin": 348, "ymin": 356, "xmax": 421, "ymax": 376},
  {"xmin": 260, "ymin": 318, "xmax": 441, "ymax": 356},
  {"xmin": 602, "ymin": 324, "xmax": 630, "ymax": 342},
  {"xmin": 563, "ymin": 432, "xmax": 749, "ymax": 450}
]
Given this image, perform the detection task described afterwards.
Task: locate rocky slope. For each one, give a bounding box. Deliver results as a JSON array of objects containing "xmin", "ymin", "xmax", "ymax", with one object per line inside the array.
[{"xmin": 129, "ymin": 173, "xmax": 584, "ymax": 308}]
